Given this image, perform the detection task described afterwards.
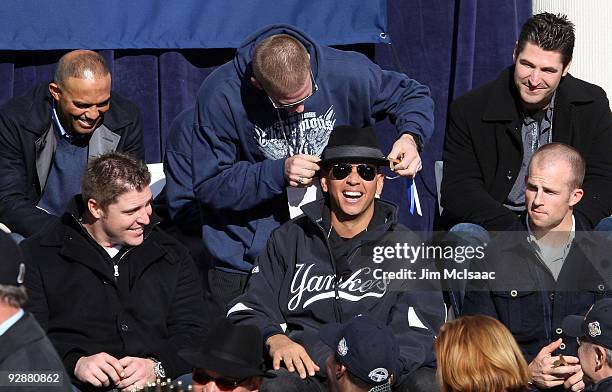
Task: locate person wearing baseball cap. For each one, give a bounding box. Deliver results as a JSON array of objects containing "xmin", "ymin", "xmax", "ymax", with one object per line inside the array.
[
  {"xmin": 179, "ymin": 318, "xmax": 274, "ymax": 391},
  {"xmin": 0, "ymin": 232, "xmax": 70, "ymax": 391},
  {"xmin": 319, "ymin": 315, "xmax": 408, "ymax": 392},
  {"xmin": 563, "ymin": 299, "xmax": 612, "ymax": 391}
]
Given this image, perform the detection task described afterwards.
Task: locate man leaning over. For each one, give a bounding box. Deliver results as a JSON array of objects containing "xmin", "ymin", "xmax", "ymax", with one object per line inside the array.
[{"xmin": 189, "ymin": 24, "xmax": 435, "ymax": 319}]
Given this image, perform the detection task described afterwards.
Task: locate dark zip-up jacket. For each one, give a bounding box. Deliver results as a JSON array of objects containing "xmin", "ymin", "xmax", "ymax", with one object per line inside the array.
[
  {"xmin": 0, "ymin": 312, "xmax": 71, "ymax": 392},
  {"xmin": 21, "ymin": 196, "xmax": 206, "ymax": 390},
  {"xmin": 462, "ymin": 218, "xmax": 612, "ymax": 362},
  {"xmin": 228, "ymin": 199, "xmax": 445, "ymax": 382},
  {"xmin": 0, "ymin": 83, "xmax": 144, "ymax": 237}
]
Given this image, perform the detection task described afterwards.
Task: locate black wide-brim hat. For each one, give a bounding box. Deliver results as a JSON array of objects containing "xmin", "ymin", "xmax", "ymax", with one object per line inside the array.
[
  {"xmin": 320, "ymin": 125, "xmax": 389, "ymax": 167},
  {"xmin": 178, "ymin": 319, "xmax": 274, "ymax": 379}
]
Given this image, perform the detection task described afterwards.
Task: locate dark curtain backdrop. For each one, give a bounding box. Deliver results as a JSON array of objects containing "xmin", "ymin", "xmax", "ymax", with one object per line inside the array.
[{"xmin": 0, "ymin": 0, "xmax": 532, "ymax": 231}]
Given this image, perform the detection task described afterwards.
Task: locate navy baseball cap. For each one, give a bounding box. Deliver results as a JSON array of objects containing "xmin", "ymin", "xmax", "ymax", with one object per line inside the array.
[
  {"xmin": 562, "ymin": 298, "xmax": 612, "ymax": 350},
  {"xmin": 0, "ymin": 232, "xmax": 25, "ymax": 286},
  {"xmin": 319, "ymin": 316, "xmax": 400, "ymax": 390}
]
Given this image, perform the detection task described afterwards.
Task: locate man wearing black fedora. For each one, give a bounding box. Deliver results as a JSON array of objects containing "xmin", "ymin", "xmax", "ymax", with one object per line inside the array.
[
  {"xmin": 563, "ymin": 299, "xmax": 612, "ymax": 391},
  {"xmin": 228, "ymin": 125, "xmax": 445, "ymax": 392},
  {"xmin": 179, "ymin": 318, "xmax": 273, "ymax": 392},
  {"xmin": 0, "ymin": 232, "xmax": 70, "ymax": 391}
]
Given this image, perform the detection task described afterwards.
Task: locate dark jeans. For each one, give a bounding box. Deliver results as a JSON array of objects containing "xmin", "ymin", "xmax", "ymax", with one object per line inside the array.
[
  {"xmin": 260, "ymin": 367, "xmax": 439, "ymax": 392},
  {"xmin": 204, "ymin": 268, "xmax": 249, "ymax": 328}
]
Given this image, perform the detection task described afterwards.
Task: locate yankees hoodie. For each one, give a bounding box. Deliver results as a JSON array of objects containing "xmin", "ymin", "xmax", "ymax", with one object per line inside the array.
[{"xmin": 228, "ymin": 199, "xmax": 445, "ymax": 382}]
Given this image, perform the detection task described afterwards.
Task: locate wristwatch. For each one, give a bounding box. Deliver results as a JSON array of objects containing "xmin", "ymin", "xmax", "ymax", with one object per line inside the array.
[{"xmin": 150, "ymin": 358, "xmax": 166, "ymax": 379}]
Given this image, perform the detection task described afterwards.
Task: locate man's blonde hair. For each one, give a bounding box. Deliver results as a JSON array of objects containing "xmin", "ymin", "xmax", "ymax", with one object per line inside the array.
[
  {"xmin": 529, "ymin": 142, "xmax": 585, "ymax": 190},
  {"xmin": 252, "ymin": 34, "xmax": 310, "ymax": 96}
]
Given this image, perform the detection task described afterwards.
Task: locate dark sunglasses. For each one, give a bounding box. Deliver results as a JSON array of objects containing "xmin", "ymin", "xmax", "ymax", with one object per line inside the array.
[
  {"xmin": 267, "ymin": 69, "xmax": 318, "ymax": 110},
  {"xmin": 192, "ymin": 370, "xmax": 248, "ymax": 389},
  {"xmin": 331, "ymin": 163, "xmax": 378, "ymax": 181}
]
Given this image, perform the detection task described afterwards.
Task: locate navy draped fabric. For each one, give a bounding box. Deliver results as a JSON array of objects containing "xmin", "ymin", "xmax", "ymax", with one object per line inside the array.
[
  {"xmin": 0, "ymin": 0, "xmax": 532, "ymax": 231},
  {"xmin": 0, "ymin": 0, "xmax": 389, "ymax": 49}
]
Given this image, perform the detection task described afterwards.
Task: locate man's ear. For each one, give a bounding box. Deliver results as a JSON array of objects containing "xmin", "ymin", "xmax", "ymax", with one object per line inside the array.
[
  {"xmin": 512, "ymin": 41, "xmax": 519, "ymax": 64},
  {"xmin": 321, "ymin": 173, "xmax": 329, "ymax": 192},
  {"xmin": 376, "ymin": 173, "xmax": 384, "ymax": 197},
  {"xmin": 87, "ymin": 198, "xmax": 104, "ymax": 219},
  {"xmin": 336, "ymin": 363, "xmax": 347, "ymax": 380},
  {"xmin": 569, "ymin": 187, "xmax": 584, "ymax": 207},
  {"xmin": 48, "ymin": 82, "xmax": 61, "ymax": 101},
  {"xmin": 594, "ymin": 344, "xmax": 607, "ymax": 372},
  {"xmin": 562, "ymin": 58, "xmax": 572, "ymax": 77},
  {"xmin": 250, "ymin": 77, "xmax": 263, "ymax": 90}
]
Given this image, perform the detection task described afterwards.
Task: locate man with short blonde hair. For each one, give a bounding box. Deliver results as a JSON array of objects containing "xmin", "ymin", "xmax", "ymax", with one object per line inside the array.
[
  {"xmin": 252, "ymin": 34, "xmax": 311, "ymax": 97},
  {"xmin": 463, "ymin": 143, "xmax": 612, "ymax": 391}
]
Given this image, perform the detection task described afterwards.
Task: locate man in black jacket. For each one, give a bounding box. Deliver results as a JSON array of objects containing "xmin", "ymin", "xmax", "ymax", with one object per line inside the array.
[
  {"xmin": 463, "ymin": 143, "xmax": 612, "ymax": 391},
  {"xmin": 0, "ymin": 232, "xmax": 70, "ymax": 392},
  {"xmin": 229, "ymin": 125, "xmax": 445, "ymax": 392},
  {"xmin": 441, "ymin": 13, "xmax": 612, "ymax": 231},
  {"xmin": 22, "ymin": 152, "xmax": 205, "ymax": 391},
  {"xmin": 0, "ymin": 50, "xmax": 144, "ymax": 240}
]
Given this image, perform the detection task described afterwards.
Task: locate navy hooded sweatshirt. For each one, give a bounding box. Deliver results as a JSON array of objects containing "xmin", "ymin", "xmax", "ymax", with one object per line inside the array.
[
  {"xmin": 227, "ymin": 199, "xmax": 445, "ymax": 382},
  {"xmin": 191, "ymin": 24, "xmax": 435, "ymax": 273}
]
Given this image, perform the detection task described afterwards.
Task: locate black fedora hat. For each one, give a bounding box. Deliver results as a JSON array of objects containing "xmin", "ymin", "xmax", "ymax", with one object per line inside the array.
[
  {"xmin": 320, "ymin": 125, "xmax": 389, "ymax": 166},
  {"xmin": 178, "ymin": 318, "xmax": 272, "ymax": 379}
]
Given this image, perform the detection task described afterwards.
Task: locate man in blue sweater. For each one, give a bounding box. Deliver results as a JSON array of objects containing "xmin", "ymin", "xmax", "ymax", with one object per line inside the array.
[
  {"xmin": 186, "ymin": 24, "xmax": 435, "ymax": 319},
  {"xmin": 0, "ymin": 50, "xmax": 144, "ymax": 241}
]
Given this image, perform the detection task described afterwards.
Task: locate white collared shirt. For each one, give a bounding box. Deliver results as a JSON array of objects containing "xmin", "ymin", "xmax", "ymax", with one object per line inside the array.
[
  {"xmin": 526, "ymin": 215, "xmax": 575, "ymax": 281},
  {"xmin": 0, "ymin": 308, "xmax": 24, "ymax": 336}
]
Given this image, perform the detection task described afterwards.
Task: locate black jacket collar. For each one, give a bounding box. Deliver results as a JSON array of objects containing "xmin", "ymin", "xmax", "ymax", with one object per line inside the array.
[
  {"xmin": 0, "ymin": 313, "xmax": 45, "ymax": 363},
  {"xmin": 499, "ymin": 213, "xmax": 597, "ymax": 254},
  {"xmin": 481, "ymin": 66, "xmax": 597, "ymax": 123},
  {"xmin": 34, "ymin": 195, "xmax": 168, "ymax": 283},
  {"xmin": 300, "ymin": 197, "xmax": 399, "ymax": 236}
]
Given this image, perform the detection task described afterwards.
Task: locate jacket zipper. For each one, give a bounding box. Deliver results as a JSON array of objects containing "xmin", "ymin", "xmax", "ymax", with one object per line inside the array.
[
  {"xmin": 110, "ymin": 226, "xmax": 156, "ymax": 282},
  {"xmin": 68, "ymin": 212, "xmax": 159, "ymax": 283},
  {"xmin": 314, "ymin": 223, "xmax": 342, "ymax": 322},
  {"xmin": 309, "ymin": 210, "xmax": 393, "ymax": 323}
]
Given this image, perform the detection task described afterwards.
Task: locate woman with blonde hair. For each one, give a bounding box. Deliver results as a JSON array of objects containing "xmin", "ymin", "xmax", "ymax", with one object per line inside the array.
[{"xmin": 435, "ymin": 315, "xmax": 530, "ymax": 392}]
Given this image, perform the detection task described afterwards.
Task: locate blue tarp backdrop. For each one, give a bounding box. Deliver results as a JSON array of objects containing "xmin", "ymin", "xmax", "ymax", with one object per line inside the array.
[{"xmin": 0, "ymin": 0, "xmax": 389, "ymax": 49}]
